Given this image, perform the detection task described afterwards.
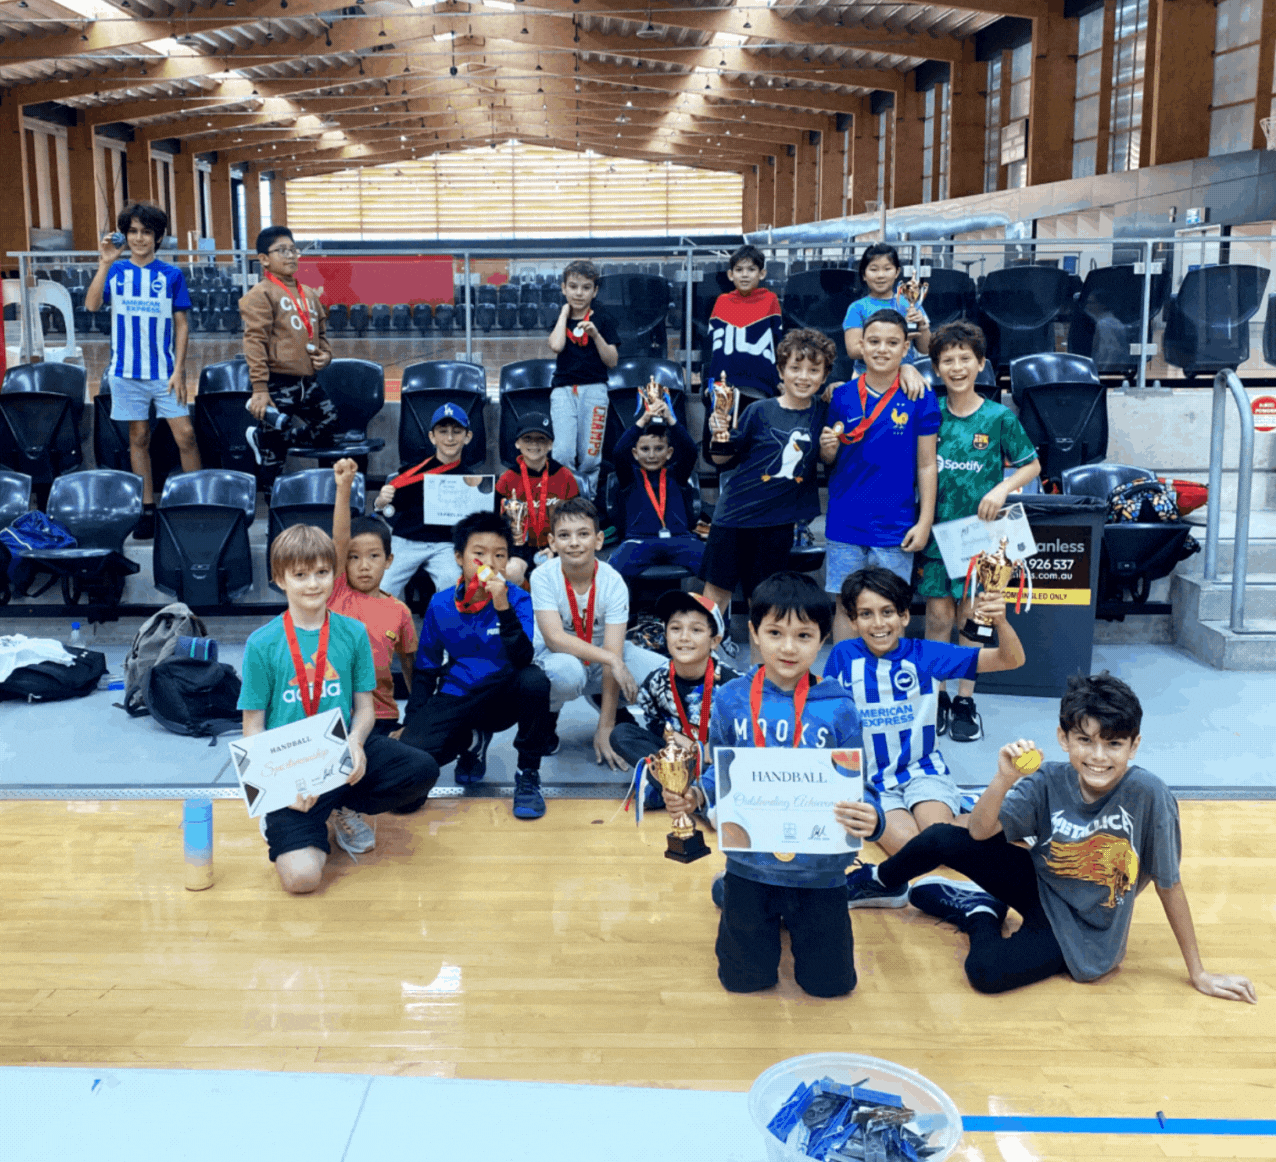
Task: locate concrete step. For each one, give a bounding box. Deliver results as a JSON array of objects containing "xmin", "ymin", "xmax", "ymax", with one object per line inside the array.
[
  {"xmin": 1182, "ymin": 508, "xmax": 1276, "ymax": 574},
  {"xmin": 1173, "ymin": 616, "xmax": 1276, "ymax": 670},
  {"xmin": 1171, "ymin": 572, "xmax": 1276, "ymax": 621}
]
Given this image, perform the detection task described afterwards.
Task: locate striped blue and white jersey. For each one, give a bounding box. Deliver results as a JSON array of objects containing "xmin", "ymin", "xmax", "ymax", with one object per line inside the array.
[
  {"xmin": 823, "ymin": 637, "xmax": 978, "ymax": 792},
  {"xmin": 102, "ymin": 259, "xmax": 191, "ymax": 382}
]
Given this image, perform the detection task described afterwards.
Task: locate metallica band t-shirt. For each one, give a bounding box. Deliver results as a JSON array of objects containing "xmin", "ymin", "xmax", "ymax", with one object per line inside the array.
[{"xmin": 999, "ymin": 762, "xmax": 1182, "ymax": 982}]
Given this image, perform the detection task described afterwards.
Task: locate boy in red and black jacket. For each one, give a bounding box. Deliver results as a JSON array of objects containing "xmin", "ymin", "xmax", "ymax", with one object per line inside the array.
[{"xmin": 495, "ymin": 412, "xmax": 578, "ymax": 587}]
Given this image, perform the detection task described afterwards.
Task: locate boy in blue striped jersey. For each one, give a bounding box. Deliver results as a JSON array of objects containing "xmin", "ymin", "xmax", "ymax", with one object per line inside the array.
[
  {"xmin": 86, "ymin": 201, "xmax": 200, "ymax": 539},
  {"xmin": 824, "ymin": 567, "xmax": 1024, "ymax": 906}
]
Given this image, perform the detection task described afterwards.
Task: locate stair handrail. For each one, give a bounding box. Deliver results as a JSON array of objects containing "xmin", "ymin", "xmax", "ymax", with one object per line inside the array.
[{"xmin": 1205, "ymin": 370, "xmax": 1256, "ymax": 632}]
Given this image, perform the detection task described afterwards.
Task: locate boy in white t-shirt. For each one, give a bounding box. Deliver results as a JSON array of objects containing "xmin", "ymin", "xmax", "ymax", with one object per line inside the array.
[{"xmin": 530, "ymin": 498, "xmax": 664, "ymax": 770}]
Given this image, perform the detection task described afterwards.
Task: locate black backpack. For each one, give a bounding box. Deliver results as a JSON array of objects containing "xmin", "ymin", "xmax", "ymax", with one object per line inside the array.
[
  {"xmin": 0, "ymin": 646, "xmax": 107, "ymax": 702},
  {"xmin": 143, "ymin": 655, "xmax": 243, "ymax": 743}
]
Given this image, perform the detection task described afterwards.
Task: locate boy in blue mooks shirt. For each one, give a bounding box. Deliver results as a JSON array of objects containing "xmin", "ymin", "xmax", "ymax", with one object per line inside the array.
[
  {"xmin": 820, "ymin": 308, "xmax": 939, "ymax": 642},
  {"xmin": 825, "ymin": 567, "xmax": 1024, "ymax": 907},
  {"xmin": 664, "ymin": 572, "xmax": 885, "ymax": 998},
  {"xmin": 85, "ymin": 201, "xmax": 201, "ymax": 540},
  {"xmin": 238, "ymin": 525, "xmax": 439, "ymax": 894}
]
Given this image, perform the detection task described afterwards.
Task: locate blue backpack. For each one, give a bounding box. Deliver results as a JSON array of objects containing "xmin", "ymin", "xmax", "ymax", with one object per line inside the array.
[{"xmin": 0, "ymin": 511, "xmax": 76, "ymax": 598}]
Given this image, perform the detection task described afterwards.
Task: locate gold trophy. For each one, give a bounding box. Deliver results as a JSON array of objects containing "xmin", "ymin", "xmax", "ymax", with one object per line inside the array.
[
  {"xmin": 502, "ymin": 496, "xmax": 529, "ymax": 547},
  {"xmin": 640, "ymin": 376, "xmax": 664, "ymax": 416},
  {"xmin": 646, "ymin": 729, "xmax": 711, "ymax": 863},
  {"xmin": 963, "ymin": 536, "xmax": 1033, "ymax": 644},
  {"xmin": 899, "ymin": 274, "xmax": 929, "ymax": 336},
  {"xmin": 710, "ymin": 374, "xmax": 737, "ymax": 446}
]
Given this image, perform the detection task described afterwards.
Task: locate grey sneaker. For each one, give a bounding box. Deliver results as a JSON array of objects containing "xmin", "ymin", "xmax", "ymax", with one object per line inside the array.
[
  {"xmin": 845, "ymin": 863, "xmax": 909, "ymax": 909},
  {"xmin": 332, "ymin": 806, "xmax": 375, "ymax": 859}
]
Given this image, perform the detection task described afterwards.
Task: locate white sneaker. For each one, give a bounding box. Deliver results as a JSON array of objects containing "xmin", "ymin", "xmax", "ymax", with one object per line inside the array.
[
  {"xmin": 244, "ymin": 423, "xmax": 265, "ymax": 466},
  {"xmin": 332, "ymin": 806, "xmax": 375, "ymax": 859}
]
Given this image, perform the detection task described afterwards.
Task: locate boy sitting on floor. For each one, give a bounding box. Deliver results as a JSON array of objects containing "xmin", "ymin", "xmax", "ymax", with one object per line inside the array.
[{"xmin": 854, "ymin": 672, "xmax": 1257, "ymax": 1000}]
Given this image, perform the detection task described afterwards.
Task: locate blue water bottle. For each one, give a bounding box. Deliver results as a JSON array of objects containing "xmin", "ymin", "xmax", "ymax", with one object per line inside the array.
[{"xmin": 183, "ymin": 799, "xmax": 214, "ymax": 891}]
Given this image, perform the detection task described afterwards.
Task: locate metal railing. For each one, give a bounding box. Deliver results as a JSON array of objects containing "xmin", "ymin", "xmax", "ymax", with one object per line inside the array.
[{"xmin": 1204, "ymin": 370, "xmax": 1258, "ymax": 633}]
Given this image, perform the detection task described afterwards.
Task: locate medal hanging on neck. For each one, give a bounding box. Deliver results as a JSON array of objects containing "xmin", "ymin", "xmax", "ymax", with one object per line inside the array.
[
  {"xmin": 564, "ymin": 563, "xmax": 598, "ymax": 642},
  {"xmin": 519, "ymin": 456, "xmax": 551, "ymax": 544},
  {"xmin": 839, "ymin": 373, "xmax": 901, "ymax": 444},
  {"xmin": 750, "ymin": 667, "xmax": 810, "ymax": 748},
  {"xmin": 283, "ymin": 610, "xmax": 329, "ymax": 718},
  {"xmin": 669, "ymin": 658, "xmax": 714, "ymax": 772},
  {"xmin": 568, "ymin": 308, "xmax": 593, "ymax": 346},
  {"xmin": 640, "ymin": 466, "xmax": 669, "ymax": 537},
  {"xmin": 455, "ymin": 561, "xmax": 493, "ymax": 614},
  {"xmin": 264, "ymin": 272, "xmax": 314, "ymax": 343}
]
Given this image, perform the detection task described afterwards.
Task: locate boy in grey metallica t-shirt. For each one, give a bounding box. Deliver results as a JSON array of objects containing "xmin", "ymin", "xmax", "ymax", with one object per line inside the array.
[{"xmin": 858, "ymin": 673, "xmax": 1256, "ymax": 1000}]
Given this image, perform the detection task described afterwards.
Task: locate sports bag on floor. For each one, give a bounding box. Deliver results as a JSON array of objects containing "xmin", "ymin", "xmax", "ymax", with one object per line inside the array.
[
  {"xmin": 0, "ymin": 645, "xmax": 106, "ymax": 702},
  {"xmin": 143, "ymin": 655, "xmax": 242, "ymax": 742},
  {"xmin": 120, "ymin": 602, "xmax": 208, "ymax": 717}
]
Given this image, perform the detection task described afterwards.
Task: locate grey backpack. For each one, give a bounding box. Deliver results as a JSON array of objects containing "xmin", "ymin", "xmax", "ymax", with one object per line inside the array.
[{"xmin": 120, "ymin": 603, "xmax": 208, "ymax": 717}]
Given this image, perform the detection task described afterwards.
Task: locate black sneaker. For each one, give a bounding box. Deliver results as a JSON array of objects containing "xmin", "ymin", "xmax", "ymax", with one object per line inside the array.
[
  {"xmin": 710, "ymin": 871, "xmax": 724, "ymax": 908},
  {"xmin": 948, "ymin": 695, "xmax": 983, "ymax": 742},
  {"xmin": 909, "ymin": 876, "xmax": 1007, "ymax": 929},
  {"xmin": 133, "ymin": 507, "xmax": 155, "ymax": 541},
  {"xmin": 512, "ymin": 770, "xmax": 546, "ymax": 819},
  {"xmin": 454, "ymin": 729, "xmax": 492, "ymax": 784},
  {"xmin": 544, "ymin": 711, "xmax": 560, "ymax": 756},
  {"xmin": 936, "ymin": 689, "xmax": 952, "ymax": 737}
]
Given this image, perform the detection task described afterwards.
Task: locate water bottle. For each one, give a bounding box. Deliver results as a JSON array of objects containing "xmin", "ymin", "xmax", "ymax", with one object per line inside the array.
[
  {"xmin": 183, "ymin": 799, "xmax": 214, "ymax": 891},
  {"xmin": 69, "ymin": 622, "xmax": 82, "ymax": 646},
  {"xmin": 244, "ymin": 399, "xmax": 291, "ymax": 430}
]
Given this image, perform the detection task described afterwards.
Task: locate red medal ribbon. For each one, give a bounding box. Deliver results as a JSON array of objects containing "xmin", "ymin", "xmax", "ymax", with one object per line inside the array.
[
  {"xmin": 567, "ymin": 308, "xmax": 592, "ymax": 346},
  {"xmin": 669, "ymin": 657, "xmax": 714, "ymax": 745},
  {"xmin": 390, "ymin": 457, "xmax": 455, "ymax": 490},
  {"xmin": 639, "ymin": 467, "xmax": 668, "ymax": 529},
  {"xmin": 455, "ymin": 562, "xmax": 492, "ymax": 614},
  {"xmin": 283, "ymin": 610, "xmax": 329, "ymax": 718},
  {"xmin": 564, "ymin": 563, "xmax": 598, "ymax": 643},
  {"xmin": 518, "ymin": 456, "xmax": 551, "ymax": 543},
  {"xmin": 839, "ymin": 374, "xmax": 901, "ymax": 444},
  {"xmin": 750, "ymin": 667, "xmax": 811, "ymax": 748},
  {"xmin": 264, "ymin": 272, "xmax": 314, "ymax": 341}
]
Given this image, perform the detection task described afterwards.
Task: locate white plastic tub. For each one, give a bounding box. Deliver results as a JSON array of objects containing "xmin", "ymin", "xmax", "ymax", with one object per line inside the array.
[{"xmin": 746, "ymin": 1052, "xmax": 963, "ymax": 1162}]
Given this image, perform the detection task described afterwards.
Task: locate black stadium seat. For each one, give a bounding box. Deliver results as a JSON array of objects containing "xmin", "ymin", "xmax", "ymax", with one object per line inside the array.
[
  {"xmin": 498, "ymin": 359, "xmax": 555, "ymax": 467},
  {"xmin": 412, "ymin": 303, "xmax": 433, "ymax": 335},
  {"xmin": 291, "ymin": 358, "xmax": 386, "ymax": 467},
  {"xmin": 391, "ymin": 304, "xmax": 411, "ymax": 333},
  {"xmin": 327, "ymin": 303, "xmax": 349, "ymax": 335},
  {"xmin": 498, "ymin": 302, "xmax": 519, "ymax": 331},
  {"xmin": 518, "ymin": 302, "xmax": 540, "ymax": 331},
  {"xmin": 266, "ymin": 468, "xmax": 365, "ymax": 592},
  {"xmin": 154, "ymin": 469, "xmax": 257, "ymax": 606},
  {"xmin": 399, "ymin": 360, "xmax": 488, "ymax": 470},
  {"xmin": 433, "ymin": 303, "xmax": 455, "ymax": 333},
  {"xmin": 1162, "ymin": 263, "xmax": 1268, "ymax": 380},
  {"xmin": 349, "ymin": 303, "xmax": 370, "ymax": 336},
  {"xmin": 1010, "ymin": 352, "xmax": 1107, "ymax": 486},
  {"xmin": 977, "ymin": 266, "xmax": 1073, "ymax": 370},
  {"xmin": 371, "ymin": 303, "xmax": 391, "ymax": 334},
  {"xmin": 0, "ymin": 364, "xmax": 85, "ymax": 499},
  {"xmin": 0, "ymin": 468, "xmax": 32, "ymax": 605},
  {"xmin": 193, "ymin": 357, "xmax": 259, "ymax": 483}
]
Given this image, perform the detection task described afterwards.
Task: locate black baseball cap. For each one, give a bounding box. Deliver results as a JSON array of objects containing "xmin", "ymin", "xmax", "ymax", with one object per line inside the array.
[{"xmin": 515, "ymin": 413, "xmax": 554, "ymax": 440}]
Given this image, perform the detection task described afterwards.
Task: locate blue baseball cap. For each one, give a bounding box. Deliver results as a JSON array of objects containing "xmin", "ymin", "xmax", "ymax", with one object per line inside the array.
[{"xmin": 430, "ymin": 402, "xmax": 471, "ymax": 430}]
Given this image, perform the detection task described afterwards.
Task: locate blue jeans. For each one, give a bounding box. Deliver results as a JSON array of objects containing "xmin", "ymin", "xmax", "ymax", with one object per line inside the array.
[{"xmin": 824, "ymin": 540, "xmax": 914, "ymax": 597}]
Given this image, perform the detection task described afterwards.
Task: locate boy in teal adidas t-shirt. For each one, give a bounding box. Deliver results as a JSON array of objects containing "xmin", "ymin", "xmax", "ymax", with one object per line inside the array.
[
  {"xmin": 239, "ymin": 524, "xmax": 438, "ymax": 894},
  {"xmin": 916, "ymin": 321, "xmax": 1040, "ymax": 744}
]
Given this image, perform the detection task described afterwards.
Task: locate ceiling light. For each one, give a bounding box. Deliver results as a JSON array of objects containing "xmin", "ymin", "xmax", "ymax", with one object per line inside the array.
[{"xmin": 636, "ymin": 10, "xmax": 659, "ymax": 39}]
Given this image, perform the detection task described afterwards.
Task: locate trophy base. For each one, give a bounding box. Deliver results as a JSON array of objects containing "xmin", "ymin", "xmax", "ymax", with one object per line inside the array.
[
  {"xmin": 962, "ymin": 618, "xmax": 998, "ymax": 647},
  {"xmin": 664, "ymin": 829, "xmax": 711, "ymax": 863}
]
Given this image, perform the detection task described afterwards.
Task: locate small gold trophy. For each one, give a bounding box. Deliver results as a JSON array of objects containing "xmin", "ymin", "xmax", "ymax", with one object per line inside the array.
[
  {"xmin": 640, "ymin": 376, "xmax": 664, "ymax": 416},
  {"xmin": 647, "ymin": 729, "xmax": 711, "ymax": 863},
  {"xmin": 899, "ymin": 274, "xmax": 929, "ymax": 335},
  {"xmin": 710, "ymin": 374, "xmax": 737, "ymax": 446},
  {"xmin": 502, "ymin": 496, "xmax": 528, "ymax": 547},
  {"xmin": 962, "ymin": 536, "xmax": 1033, "ymax": 644}
]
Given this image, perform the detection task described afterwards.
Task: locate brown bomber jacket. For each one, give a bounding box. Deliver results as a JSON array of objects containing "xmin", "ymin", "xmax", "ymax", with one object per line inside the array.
[{"xmin": 238, "ymin": 275, "xmax": 333, "ymax": 390}]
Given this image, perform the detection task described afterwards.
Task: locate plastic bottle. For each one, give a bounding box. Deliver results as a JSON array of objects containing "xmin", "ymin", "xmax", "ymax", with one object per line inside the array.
[
  {"xmin": 69, "ymin": 622, "xmax": 82, "ymax": 646},
  {"xmin": 183, "ymin": 800, "xmax": 214, "ymax": 891}
]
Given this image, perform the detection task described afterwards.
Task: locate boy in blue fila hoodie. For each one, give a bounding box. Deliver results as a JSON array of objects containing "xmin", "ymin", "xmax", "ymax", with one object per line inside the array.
[
  {"xmin": 399, "ymin": 511, "xmax": 556, "ymax": 821},
  {"xmin": 666, "ymin": 572, "xmax": 886, "ymax": 998}
]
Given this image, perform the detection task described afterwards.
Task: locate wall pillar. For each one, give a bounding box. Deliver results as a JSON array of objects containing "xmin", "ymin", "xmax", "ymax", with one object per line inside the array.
[
  {"xmin": 773, "ymin": 145, "xmax": 796, "ymax": 228},
  {"xmin": 1146, "ymin": 0, "xmax": 1217, "ymax": 165},
  {"xmin": 124, "ymin": 138, "xmax": 149, "ymax": 206},
  {"xmin": 208, "ymin": 156, "xmax": 234, "ymax": 258},
  {"xmin": 170, "ymin": 153, "xmax": 197, "ymax": 248},
  {"xmin": 270, "ymin": 174, "xmax": 288, "ymax": 229},
  {"xmin": 818, "ymin": 119, "xmax": 846, "ymax": 220},
  {"xmin": 67, "ymin": 119, "xmax": 98, "ymax": 250},
  {"xmin": 949, "ymin": 43, "xmax": 985, "ymax": 199},
  {"xmin": 851, "ymin": 99, "xmax": 877, "ymax": 216},
  {"xmin": 794, "ymin": 132, "xmax": 820, "ymax": 224},
  {"xmin": 0, "ymin": 92, "xmax": 30, "ymax": 270},
  {"xmin": 892, "ymin": 87, "xmax": 924, "ymax": 208},
  {"xmin": 741, "ymin": 165, "xmax": 759, "ymax": 233},
  {"xmin": 243, "ymin": 167, "xmax": 262, "ymax": 249},
  {"xmin": 1028, "ymin": 0, "xmax": 1078, "ymax": 186}
]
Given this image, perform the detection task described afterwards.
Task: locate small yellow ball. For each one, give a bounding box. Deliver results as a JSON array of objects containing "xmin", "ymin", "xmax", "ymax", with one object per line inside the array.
[{"xmin": 1012, "ymin": 748, "xmax": 1043, "ymax": 775}]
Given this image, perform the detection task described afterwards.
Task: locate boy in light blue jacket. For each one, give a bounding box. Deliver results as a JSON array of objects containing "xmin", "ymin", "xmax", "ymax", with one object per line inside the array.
[{"xmin": 666, "ymin": 572, "xmax": 885, "ymax": 997}]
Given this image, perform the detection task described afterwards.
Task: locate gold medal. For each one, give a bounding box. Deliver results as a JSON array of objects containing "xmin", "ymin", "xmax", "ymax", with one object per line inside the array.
[{"xmin": 772, "ymin": 851, "xmax": 797, "ymax": 862}]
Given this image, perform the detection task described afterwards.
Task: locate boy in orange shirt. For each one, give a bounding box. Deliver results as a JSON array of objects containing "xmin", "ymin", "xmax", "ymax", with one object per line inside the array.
[{"xmin": 326, "ymin": 457, "xmax": 419, "ymax": 853}]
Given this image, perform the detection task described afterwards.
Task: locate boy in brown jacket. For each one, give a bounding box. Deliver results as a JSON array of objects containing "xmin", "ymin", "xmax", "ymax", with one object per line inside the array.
[{"xmin": 240, "ymin": 226, "xmax": 340, "ymax": 473}]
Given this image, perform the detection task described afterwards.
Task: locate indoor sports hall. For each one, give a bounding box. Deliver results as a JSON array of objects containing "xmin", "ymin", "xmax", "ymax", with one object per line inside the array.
[{"xmin": 0, "ymin": 1, "xmax": 1272, "ymax": 1159}]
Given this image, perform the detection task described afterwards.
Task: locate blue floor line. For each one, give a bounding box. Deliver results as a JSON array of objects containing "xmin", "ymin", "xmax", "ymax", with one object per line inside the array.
[{"xmin": 961, "ymin": 1115, "xmax": 1276, "ymax": 1136}]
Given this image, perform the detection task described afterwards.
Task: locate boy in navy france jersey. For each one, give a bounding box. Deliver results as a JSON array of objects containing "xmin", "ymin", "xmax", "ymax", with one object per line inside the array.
[
  {"xmin": 607, "ymin": 395, "xmax": 704, "ymax": 582},
  {"xmin": 919, "ymin": 321, "xmax": 1040, "ymax": 745},
  {"xmin": 547, "ymin": 259, "xmax": 620, "ymax": 500},
  {"xmin": 700, "ymin": 329, "xmax": 834, "ymax": 629},
  {"xmin": 828, "ymin": 568, "xmax": 1023, "ymax": 908},
  {"xmin": 821, "ymin": 308, "xmax": 939, "ymax": 643},
  {"xmin": 671, "ymin": 573, "xmax": 886, "ymax": 998},
  {"xmin": 862, "ymin": 674, "xmax": 1256, "ymax": 1001},
  {"xmin": 399, "ymin": 511, "xmax": 555, "ymax": 821},
  {"xmin": 608, "ymin": 590, "xmax": 741, "ymax": 800},
  {"xmin": 238, "ymin": 525, "xmax": 439, "ymax": 894},
  {"xmin": 705, "ymin": 244, "xmax": 784, "ymax": 398},
  {"xmin": 85, "ymin": 201, "xmax": 200, "ymax": 539}
]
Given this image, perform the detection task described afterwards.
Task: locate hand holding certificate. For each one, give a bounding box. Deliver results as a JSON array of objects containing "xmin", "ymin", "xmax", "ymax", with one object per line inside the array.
[
  {"xmin": 228, "ymin": 707, "xmax": 356, "ymax": 818},
  {"xmin": 715, "ymin": 747, "xmax": 869, "ymax": 856}
]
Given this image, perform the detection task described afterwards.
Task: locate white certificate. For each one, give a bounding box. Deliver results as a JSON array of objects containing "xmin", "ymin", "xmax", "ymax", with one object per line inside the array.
[
  {"xmin": 227, "ymin": 707, "xmax": 353, "ymax": 818},
  {"xmin": 419, "ymin": 475, "xmax": 496, "ymax": 525},
  {"xmin": 930, "ymin": 502, "xmax": 1038, "ymax": 580},
  {"xmin": 714, "ymin": 747, "xmax": 864, "ymax": 856}
]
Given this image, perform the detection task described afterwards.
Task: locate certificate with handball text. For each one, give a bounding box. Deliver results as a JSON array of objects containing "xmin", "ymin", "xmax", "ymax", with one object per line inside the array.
[
  {"xmin": 227, "ymin": 708, "xmax": 354, "ymax": 818},
  {"xmin": 420, "ymin": 475, "xmax": 496, "ymax": 526},
  {"xmin": 714, "ymin": 747, "xmax": 864, "ymax": 856}
]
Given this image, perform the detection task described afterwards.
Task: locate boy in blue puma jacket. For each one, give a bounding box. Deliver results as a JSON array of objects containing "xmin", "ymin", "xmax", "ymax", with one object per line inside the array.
[{"xmin": 667, "ymin": 572, "xmax": 885, "ymax": 997}]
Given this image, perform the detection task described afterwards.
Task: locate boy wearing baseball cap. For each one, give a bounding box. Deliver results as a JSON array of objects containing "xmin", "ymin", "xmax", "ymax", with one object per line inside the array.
[
  {"xmin": 609, "ymin": 589, "xmax": 741, "ymax": 804},
  {"xmin": 376, "ymin": 402, "xmax": 476, "ymax": 600},
  {"xmin": 495, "ymin": 412, "xmax": 579, "ymax": 587}
]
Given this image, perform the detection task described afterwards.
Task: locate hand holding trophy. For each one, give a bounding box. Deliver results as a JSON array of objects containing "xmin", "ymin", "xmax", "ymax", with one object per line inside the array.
[
  {"xmin": 962, "ymin": 536, "xmax": 1033, "ymax": 644},
  {"xmin": 502, "ymin": 496, "xmax": 529, "ymax": 547},
  {"xmin": 710, "ymin": 373, "xmax": 738, "ymax": 447},
  {"xmin": 646, "ymin": 729, "xmax": 711, "ymax": 863},
  {"xmin": 899, "ymin": 272, "xmax": 929, "ymax": 336}
]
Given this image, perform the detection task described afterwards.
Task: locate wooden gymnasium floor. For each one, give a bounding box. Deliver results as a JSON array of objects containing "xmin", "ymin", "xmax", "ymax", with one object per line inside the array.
[{"xmin": 1, "ymin": 796, "xmax": 1272, "ymax": 1160}]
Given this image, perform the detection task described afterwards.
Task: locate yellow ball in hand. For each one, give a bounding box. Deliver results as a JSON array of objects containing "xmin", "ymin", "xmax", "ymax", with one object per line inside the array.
[{"xmin": 1012, "ymin": 748, "xmax": 1043, "ymax": 775}]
